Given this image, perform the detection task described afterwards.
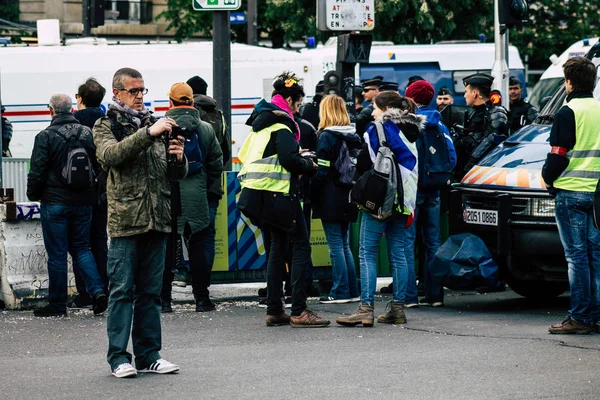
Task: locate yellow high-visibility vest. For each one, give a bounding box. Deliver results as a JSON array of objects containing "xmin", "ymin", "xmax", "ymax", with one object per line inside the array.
[
  {"xmin": 238, "ymin": 123, "xmax": 292, "ymax": 194},
  {"xmin": 554, "ymin": 97, "xmax": 600, "ymax": 192}
]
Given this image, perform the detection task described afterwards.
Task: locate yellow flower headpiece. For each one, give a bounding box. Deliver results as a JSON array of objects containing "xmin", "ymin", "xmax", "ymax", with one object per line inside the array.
[{"xmin": 285, "ymin": 78, "xmax": 298, "ymax": 88}]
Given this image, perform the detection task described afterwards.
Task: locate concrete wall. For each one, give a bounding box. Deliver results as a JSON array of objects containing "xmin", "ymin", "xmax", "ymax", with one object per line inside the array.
[{"xmin": 0, "ymin": 203, "xmax": 74, "ymax": 310}]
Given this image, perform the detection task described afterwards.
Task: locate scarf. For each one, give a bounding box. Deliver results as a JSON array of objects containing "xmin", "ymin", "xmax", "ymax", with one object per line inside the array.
[
  {"xmin": 270, "ymin": 94, "xmax": 301, "ymax": 141},
  {"xmin": 110, "ymin": 97, "xmax": 151, "ymax": 129}
]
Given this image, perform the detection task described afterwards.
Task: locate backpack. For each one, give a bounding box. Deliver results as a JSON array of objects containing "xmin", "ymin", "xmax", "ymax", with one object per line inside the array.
[
  {"xmin": 333, "ymin": 138, "xmax": 360, "ymax": 187},
  {"xmin": 417, "ymin": 124, "xmax": 454, "ymax": 191},
  {"xmin": 55, "ymin": 125, "xmax": 95, "ymax": 190},
  {"xmin": 197, "ymin": 104, "xmax": 230, "ymax": 163},
  {"xmin": 350, "ymin": 122, "xmax": 402, "ymax": 220},
  {"xmin": 183, "ymin": 127, "xmax": 205, "ymax": 176}
]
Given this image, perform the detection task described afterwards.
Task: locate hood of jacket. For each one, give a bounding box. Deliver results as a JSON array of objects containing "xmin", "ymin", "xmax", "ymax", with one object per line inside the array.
[
  {"xmin": 322, "ymin": 125, "xmax": 362, "ymax": 145},
  {"xmin": 246, "ymin": 99, "xmax": 297, "ymax": 133},
  {"xmin": 378, "ymin": 108, "xmax": 426, "ymax": 143},
  {"xmin": 416, "ymin": 106, "xmax": 443, "ymax": 128},
  {"xmin": 165, "ymin": 106, "xmax": 202, "ymax": 133},
  {"xmin": 193, "ymin": 94, "xmax": 218, "ymax": 110}
]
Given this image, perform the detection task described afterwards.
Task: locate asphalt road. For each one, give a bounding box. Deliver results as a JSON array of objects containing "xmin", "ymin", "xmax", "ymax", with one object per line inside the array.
[{"xmin": 1, "ymin": 281, "xmax": 599, "ymax": 400}]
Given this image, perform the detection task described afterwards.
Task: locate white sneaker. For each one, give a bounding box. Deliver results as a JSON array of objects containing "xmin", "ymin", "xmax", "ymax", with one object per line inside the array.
[
  {"xmin": 112, "ymin": 363, "xmax": 137, "ymax": 378},
  {"xmin": 405, "ymin": 303, "xmax": 420, "ymax": 308},
  {"xmin": 138, "ymin": 359, "xmax": 180, "ymax": 374},
  {"xmin": 348, "ymin": 297, "xmax": 361, "ymax": 303}
]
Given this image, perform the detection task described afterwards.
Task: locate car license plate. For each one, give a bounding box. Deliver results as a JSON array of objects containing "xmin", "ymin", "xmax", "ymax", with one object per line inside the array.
[{"xmin": 463, "ymin": 208, "xmax": 498, "ymax": 226}]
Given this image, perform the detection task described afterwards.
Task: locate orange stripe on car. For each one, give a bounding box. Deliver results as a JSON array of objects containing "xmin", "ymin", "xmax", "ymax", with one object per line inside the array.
[{"xmin": 516, "ymin": 169, "xmax": 529, "ymax": 188}]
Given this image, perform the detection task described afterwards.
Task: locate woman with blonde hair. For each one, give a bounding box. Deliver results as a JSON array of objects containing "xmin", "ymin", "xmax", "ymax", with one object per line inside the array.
[{"xmin": 311, "ymin": 94, "xmax": 362, "ymax": 304}]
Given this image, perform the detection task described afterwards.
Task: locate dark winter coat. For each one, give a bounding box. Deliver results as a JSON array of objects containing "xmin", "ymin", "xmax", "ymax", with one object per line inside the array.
[
  {"xmin": 311, "ymin": 126, "xmax": 361, "ymax": 222},
  {"xmin": 27, "ymin": 113, "xmax": 97, "ymax": 205}
]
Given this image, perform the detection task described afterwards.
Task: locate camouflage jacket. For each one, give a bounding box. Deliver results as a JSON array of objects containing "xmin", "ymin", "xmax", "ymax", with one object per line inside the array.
[{"xmin": 93, "ymin": 109, "xmax": 187, "ymax": 238}]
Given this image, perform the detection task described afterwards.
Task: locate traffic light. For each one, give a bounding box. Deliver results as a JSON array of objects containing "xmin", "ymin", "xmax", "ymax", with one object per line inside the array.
[
  {"xmin": 323, "ymin": 71, "xmax": 341, "ymax": 95},
  {"xmin": 90, "ymin": 0, "xmax": 105, "ymax": 28},
  {"xmin": 499, "ymin": 0, "xmax": 529, "ymax": 28}
]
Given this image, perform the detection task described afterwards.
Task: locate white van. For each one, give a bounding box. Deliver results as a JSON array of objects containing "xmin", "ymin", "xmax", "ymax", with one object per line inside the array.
[
  {"xmin": 528, "ymin": 37, "xmax": 599, "ymax": 109},
  {"xmin": 0, "ymin": 41, "xmax": 315, "ymax": 159}
]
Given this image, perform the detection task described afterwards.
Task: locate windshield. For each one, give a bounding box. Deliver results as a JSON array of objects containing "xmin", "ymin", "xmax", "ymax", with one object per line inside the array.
[
  {"xmin": 528, "ymin": 77, "xmax": 564, "ymax": 109},
  {"xmin": 536, "ymin": 51, "xmax": 600, "ymax": 126}
]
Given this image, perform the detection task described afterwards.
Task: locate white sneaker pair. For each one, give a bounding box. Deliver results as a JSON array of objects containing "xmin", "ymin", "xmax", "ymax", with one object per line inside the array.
[{"xmin": 112, "ymin": 359, "xmax": 180, "ymax": 378}]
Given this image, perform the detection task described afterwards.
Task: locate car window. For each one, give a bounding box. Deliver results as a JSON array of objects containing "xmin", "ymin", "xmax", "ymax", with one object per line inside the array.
[{"xmin": 528, "ymin": 77, "xmax": 564, "ymax": 109}]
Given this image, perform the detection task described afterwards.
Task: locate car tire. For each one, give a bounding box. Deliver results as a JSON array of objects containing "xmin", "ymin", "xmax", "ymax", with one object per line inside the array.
[{"xmin": 507, "ymin": 279, "xmax": 568, "ymax": 300}]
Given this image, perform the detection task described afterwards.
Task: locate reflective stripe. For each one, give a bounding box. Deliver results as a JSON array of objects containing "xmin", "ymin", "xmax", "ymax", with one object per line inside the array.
[
  {"xmin": 560, "ymin": 170, "xmax": 600, "ymax": 179},
  {"xmin": 251, "ymin": 157, "xmax": 280, "ymax": 165},
  {"xmin": 569, "ymin": 150, "xmax": 600, "ymax": 158},
  {"xmin": 238, "ymin": 171, "xmax": 291, "ymax": 181},
  {"xmin": 317, "ymin": 159, "xmax": 330, "ymax": 167}
]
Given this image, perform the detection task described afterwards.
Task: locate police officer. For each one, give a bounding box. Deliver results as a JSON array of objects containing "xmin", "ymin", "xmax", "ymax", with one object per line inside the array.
[
  {"xmin": 507, "ymin": 76, "xmax": 538, "ymax": 134},
  {"xmin": 355, "ymin": 77, "xmax": 382, "ymax": 135},
  {"xmin": 454, "ymin": 73, "xmax": 507, "ymax": 177},
  {"xmin": 542, "ymin": 57, "xmax": 600, "ymax": 335},
  {"xmin": 436, "ymin": 87, "xmax": 454, "ymax": 111}
]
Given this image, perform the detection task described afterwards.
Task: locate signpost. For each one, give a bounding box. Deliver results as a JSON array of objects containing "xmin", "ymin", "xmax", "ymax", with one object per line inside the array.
[
  {"xmin": 193, "ymin": 0, "xmax": 241, "ymax": 171},
  {"xmin": 317, "ymin": 0, "xmax": 374, "ymax": 119},
  {"xmin": 317, "ymin": 0, "xmax": 375, "ymax": 31},
  {"xmin": 193, "ymin": 0, "xmax": 241, "ymax": 10}
]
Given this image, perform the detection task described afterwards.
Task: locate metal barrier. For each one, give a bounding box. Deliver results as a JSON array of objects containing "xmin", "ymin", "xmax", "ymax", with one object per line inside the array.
[{"xmin": 1, "ymin": 158, "xmax": 29, "ymax": 203}]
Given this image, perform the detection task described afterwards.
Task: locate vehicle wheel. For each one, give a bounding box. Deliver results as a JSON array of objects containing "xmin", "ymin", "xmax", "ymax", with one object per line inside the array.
[{"xmin": 507, "ymin": 280, "xmax": 568, "ymax": 300}]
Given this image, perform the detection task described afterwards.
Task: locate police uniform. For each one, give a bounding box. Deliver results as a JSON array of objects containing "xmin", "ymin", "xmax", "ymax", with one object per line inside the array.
[
  {"xmin": 454, "ymin": 73, "xmax": 508, "ymax": 176},
  {"xmin": 508, "ymin": 77, "xmax": 538, "ymax": 134},
  {"xmin": 379, "ymin": 82, "xmax": 399, "ymax": 92},
  {"xmin": 356, "ymin": 78, "xmax": 382, "ymax": 135}
]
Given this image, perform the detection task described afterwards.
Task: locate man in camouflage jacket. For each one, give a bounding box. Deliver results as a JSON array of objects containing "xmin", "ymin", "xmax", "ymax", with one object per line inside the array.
[{"xmin": 93, "ymin": 68, "xmax": 187, "ymax": 379}]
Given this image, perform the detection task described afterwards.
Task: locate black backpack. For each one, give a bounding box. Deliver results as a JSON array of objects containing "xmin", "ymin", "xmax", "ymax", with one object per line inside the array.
[
  {"xmin": 55, "ymin": 125, "xmax": 95, "ymax": 190},
  {"xmin": 197, "ymin": 105, "xmax": 230, "ymax": 163}
]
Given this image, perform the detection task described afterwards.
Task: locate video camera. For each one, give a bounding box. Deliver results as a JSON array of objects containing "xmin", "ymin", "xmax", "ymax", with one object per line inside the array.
[{"xmin": 440, "ymin": 105, "xmax": 471, "ymax": 138}]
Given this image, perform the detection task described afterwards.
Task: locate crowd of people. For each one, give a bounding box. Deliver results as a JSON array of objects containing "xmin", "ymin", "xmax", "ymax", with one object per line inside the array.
[{"xmin": 22, "ymin": 56, "xmax": 600, "ymax": 378}]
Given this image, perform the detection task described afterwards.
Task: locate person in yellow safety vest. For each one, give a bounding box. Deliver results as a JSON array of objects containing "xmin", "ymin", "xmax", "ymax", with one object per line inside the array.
[
  {"xmin": 237, "ymin": 72, "xmax": 330, "ymax": 328},
  {"xmin": 542, "ymin": 56, "xmax": 600, "ymax": 335}
]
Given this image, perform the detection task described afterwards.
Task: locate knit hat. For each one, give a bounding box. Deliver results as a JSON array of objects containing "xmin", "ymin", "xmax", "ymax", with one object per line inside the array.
[
  {"xmin": 405, "ymin": 80, "xmax": 435, "ymax": 106},
  {"xmin": 186, "ymin": 75, "xmax": 208, "ymax": 95}
]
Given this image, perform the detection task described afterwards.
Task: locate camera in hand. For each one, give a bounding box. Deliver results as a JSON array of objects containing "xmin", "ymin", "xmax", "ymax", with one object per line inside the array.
[{"xmin": 301, "ymin": 151, "xmax": 317, "ymax": 163}]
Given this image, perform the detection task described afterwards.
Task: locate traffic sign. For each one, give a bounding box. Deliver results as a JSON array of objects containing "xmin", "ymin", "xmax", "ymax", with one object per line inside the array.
[
  {"xmin": 193, "ymin": 0, "xmax": 242, "ymax": 11},
  {"xmin": 317, "ymin": 0, "xmax": 375, "ymax": 31},
  {"xmin": 230, "ymin": 12, "xmax": 246, "ymax": 24}
]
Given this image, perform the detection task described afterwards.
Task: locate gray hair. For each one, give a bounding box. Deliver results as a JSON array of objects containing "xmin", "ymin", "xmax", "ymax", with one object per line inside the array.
[
  {"xmin": 112, "ymin": 67, "xmax": 143, "ymax": 89},
  {"xmin": 49, "ymin": 94, "xmax": 73, "ymax": 114}
]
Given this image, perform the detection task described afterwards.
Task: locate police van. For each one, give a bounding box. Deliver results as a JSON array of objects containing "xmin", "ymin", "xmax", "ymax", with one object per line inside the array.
[
  {"xmin": 450, "ymin": 42, "xmax": 600, "ymax": 300},
  {"xmin": 528, "ymin": 37, "xmax": 599, "ymax": 109},
  {"xmin": 304, "ymin": 41, "xmax": 527, "ymax": 106}
]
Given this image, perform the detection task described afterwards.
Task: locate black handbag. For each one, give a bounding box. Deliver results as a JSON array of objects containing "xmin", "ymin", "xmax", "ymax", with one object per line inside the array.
[{"xmin": 593, "ymin": 179, "xmax": 600, "ymax": 229}]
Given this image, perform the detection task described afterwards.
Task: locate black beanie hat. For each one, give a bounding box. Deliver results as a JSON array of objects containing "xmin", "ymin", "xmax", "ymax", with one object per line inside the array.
[{"xmin": 186, "ymin": 76, "xmax": 208, "ymax": 95}]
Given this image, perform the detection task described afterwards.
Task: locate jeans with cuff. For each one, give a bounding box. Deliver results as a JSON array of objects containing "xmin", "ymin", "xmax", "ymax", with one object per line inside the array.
[
  {"xmin": 106, "ymin": 231, "xmax": 167, "ymax": 371},
  {"xmin": 359, "ymin": 211, "xmax": 409, "ymax": 305},
  {"xmin": 40, "ymin": 204, "xmax": 105, "ymax": 312},
  {"xmin": 555, "ymin": 190, "xmax": 600, "ymax": 326}
]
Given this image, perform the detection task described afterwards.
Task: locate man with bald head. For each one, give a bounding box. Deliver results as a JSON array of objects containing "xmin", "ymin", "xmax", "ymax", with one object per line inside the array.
[{"xmin": 27, "ymin": 93, "xmax": 108, "ymax": 318}]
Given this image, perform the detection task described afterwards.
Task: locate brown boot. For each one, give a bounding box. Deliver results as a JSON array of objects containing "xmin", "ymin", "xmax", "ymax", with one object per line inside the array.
[
  {"xmin": 266, "ymin": 312, "xmax": 290, "ymax": 327},
  {"xmin": 548, "ymin": 317, "xmax": 592, "ymax": 334},
  {"xmin": 290, "ymin": 309, "xmax": 330, "ymax": 328},
  {"xmin": 336, "ymin": 303, "xmax": 374, "ymax": 327},
  {"xmin": 377, "ymin": 301, "xmax": 407, "ymax": 324}
]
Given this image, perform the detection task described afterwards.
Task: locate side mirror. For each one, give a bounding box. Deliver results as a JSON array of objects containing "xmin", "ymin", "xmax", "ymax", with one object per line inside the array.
[{"xmin": 539, "ymin": 96, "xmax": 552, "ymax": 111}]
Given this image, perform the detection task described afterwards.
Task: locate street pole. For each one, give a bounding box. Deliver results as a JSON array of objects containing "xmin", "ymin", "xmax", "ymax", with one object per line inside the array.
[
  {"xmin": 247, "ymin": 0, "xmax": 258, "ymax": 46},
  {"xmin": 213, "ymin": 11, "xmax": 233, "ymax": 171},
  {"xmin": 491, "ymin": 0, "xmax": 510, "ymax": 110},
  {"xmin": 82, "ymin": 0, "xmax": 91, "ymax": 37}
]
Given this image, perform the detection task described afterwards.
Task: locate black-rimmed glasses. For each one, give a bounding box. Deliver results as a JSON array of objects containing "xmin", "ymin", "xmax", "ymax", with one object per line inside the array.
[{"xmin": 116, "ymin": 87, "xmax": 148, "ymax": 96}]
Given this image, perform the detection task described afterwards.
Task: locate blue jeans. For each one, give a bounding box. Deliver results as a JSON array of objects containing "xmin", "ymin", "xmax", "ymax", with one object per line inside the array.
[
  {"xmin": 40, "ymin": 204, "xmax": 104, "ymax": 312},
  {"xmin": 322, "ymin": 221, "xmax": 359, "ymax": 299},
  {"xmin": 405, "ymin": 196, "xmax": 443, "ymax": 303},
  {"xmin": 359, "ymin": 212, "xmax": 409, "ymax": 305},
  {"xmin": 106, "ymin": 231, "xmax": 167, "ymax": 370},
  {"xmin": 555, "ymin": 190, "xmax": 600, "ymax": 326}
]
